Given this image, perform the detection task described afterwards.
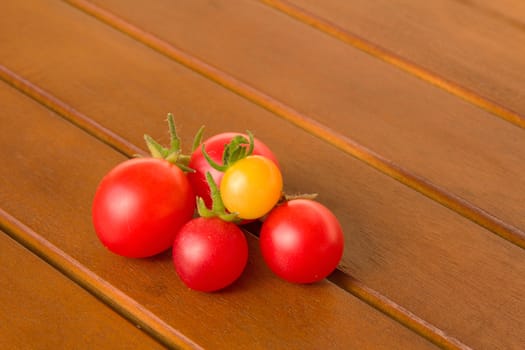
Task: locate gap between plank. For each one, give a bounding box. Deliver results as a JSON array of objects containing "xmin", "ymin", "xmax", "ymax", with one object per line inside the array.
[
  {"xmin": 0, "ymin": 65, "xmax": 144, "ymax": 159},
  {"xmin": 328, "ymin": 271, "xmax": 472, "ymax": 350},
  {"xmin": 259, "ymin": 0, "xmax": 525, "ymax": 130},
  {"xmin": 0, "ymin": 67, "xmax": 466, "ymax": 350},
  {"xmin": 0, "ymin": 208, "xmax": 202, "ymax": 350},
  {"xmin": 58, "ymin": 0, "xmax": 525, "ymax": 251}
]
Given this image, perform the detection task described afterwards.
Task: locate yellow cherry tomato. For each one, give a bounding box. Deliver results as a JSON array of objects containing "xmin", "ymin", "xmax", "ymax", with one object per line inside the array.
[{"xmin": 220, "ymin": 155, "xmax": 283, "ymax": 220}]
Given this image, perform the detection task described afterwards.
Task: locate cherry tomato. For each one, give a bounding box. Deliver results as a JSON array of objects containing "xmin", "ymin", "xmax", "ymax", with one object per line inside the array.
[
  {"xmin": 92, "ymin": 158, "xmax": 195, "ymax": 258},
  {"xmin": 173, "ymin": 217, "xmax": 248, "ymax": 292},
  {"xmin": 259, "ymin": 199, "xmax": 344, "ymax": 284},
  {"xmin": 220, "ymin": 155, "xmax": 283, "ymax": 220},
  {"xmin": 187, "ymin": 132, "xmax": 279, "ymax": 209}
]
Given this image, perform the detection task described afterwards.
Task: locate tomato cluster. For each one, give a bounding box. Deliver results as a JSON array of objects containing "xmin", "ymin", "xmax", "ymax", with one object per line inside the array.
[{"xmin": 92, "ymin": 114, "xmax": 344, "ymax": 292}]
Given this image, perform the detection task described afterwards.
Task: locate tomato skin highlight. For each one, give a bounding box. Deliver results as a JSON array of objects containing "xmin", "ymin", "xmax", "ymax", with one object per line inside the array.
[
  {"xmin": 259, "ymin": 199, "xmax": 344, "ymax": 284},
  {"xmin": 187, "ymin": 132, "xmax": 279, "ymax": 209},
  {"xmin": 172, "ymin": 217, "xmax": 248, "ymax": 292},
  {"xmin": 220, "ymin": 155, "xmax": 283, "ymax": 220},
  {"xmin": 92, "ymin": 158, "xmax": 195, "ymax": 258}
]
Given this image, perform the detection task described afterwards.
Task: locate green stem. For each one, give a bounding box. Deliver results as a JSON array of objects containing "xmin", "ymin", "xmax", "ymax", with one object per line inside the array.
[
  {"xmin": 143, "ymin": 113, "xmax": 203, "ymax": 173},
  {"xmin": 167, "ymin": 113, "xmax": 181, "ymax": 153},
  {"xmin": 201, "ymin": 130, "xmax": 255, "ymax": 173},
  {"xmin": 196, "ymin": 172, "xmax": 240, "ymax": 223},
  {"xmin": 202, "ymin": 144, "xmax": 229, "ymax": 172},
  {"xmin": 144, "ymin": 134, "xmax": 165, "ymax": 159},
  {"xmin": 191, "ymin": 126, "xmax": 206, "ymax": 153}
]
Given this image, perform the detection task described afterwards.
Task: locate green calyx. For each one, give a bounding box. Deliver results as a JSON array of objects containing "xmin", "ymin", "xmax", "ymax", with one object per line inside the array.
[
  {"xmin": 201, "ymin": 131, "xmax": 255, "ymax": 172},
  {"xmin": 143, "ymin": 113, "xmax": 204, "ymax": 173},
  {"xmin": 197, "ymin": 172, "xmax": 240, "ymax": 223}
]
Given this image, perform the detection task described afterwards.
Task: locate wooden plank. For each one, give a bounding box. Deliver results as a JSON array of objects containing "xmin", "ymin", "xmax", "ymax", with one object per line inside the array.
[
  {"xmin": 0, "ymin": 231, "xmax": 164, "ymax": 349},
  {"xmin": 461, "ymin": 0, "xmax": 525, "ymax": 29},
  {"xmin": 0, "ymin": 1, "xmax": 523, "ymax": 348},
  {"xmin": 0, "ymin": 69, "xmax": 467, "ymax": 350},
  {"xmin": 0, "ymin": 81, "xmax": 438, "ymax": 348},
  {"xmin": 66, "ymin": 0, "xmax": 525, "ymax": 241},
  {"xmin": 271, "ymin": 0, "xmax": 525, "ymax": 125}
]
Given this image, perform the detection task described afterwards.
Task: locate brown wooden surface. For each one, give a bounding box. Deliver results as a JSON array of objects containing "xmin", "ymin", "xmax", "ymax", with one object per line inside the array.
[
  {"xmin": 467, "ymin": 0, "xmax": 525, "ymax": 27},
  {"xmin": 0, "ymin": 80, "xmax": 437, "ymax": 349},
  {"xmin": 277, "ymin": 0, "xmax": 525, "ymax": 124},
  {"xmin": 1, "ymin": 0, "xmax": 524, "ymax": 349},
  {"xmin": 0, "ymin": 231, "xmax": 164, "ymax": 350},
  {"xmin": 79, "ymin": 0, "xmax": 525, "ymax": 243}
]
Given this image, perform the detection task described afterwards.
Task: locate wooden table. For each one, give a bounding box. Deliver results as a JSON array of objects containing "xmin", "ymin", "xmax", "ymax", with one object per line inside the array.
[{"xmin": 1, "ymin": 1, "xmax": 524, "ymax": 349}]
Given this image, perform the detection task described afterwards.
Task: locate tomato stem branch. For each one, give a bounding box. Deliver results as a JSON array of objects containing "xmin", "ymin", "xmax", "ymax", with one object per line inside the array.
[
  {"xmin": 201, "ymin": 130, "xmax": 255, "ymax": 173},
  {"xmin": 191, "ymin": 126, "xmax": 206, "ymax": 153},
  {"xmin": 143, "ymin": 113, "xmax": 200, "ymax": 173},
  {"xmin": 197, "ymin": 172, "xmax": 240, "ymax": 222}
]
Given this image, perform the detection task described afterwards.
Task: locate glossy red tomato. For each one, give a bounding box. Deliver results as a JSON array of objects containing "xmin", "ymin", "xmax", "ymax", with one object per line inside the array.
[
  {"xmin": 259, "ymin": 199, "xmax": 344, "ymax": 284},
  {"xmin": 187, "ymin": 132, "xmax": 279, "ymax": 209},
  {"xmin": 92, "ymin": 158, "xmax": 195, "ymax": 258},
  {"xmin": 173, "ymin": 217, "xmax": 248, "ymax": 292}
]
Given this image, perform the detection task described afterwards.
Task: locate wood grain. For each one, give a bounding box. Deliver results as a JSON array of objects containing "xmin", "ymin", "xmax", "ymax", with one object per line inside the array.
[
  {"xmin": 1, "ymin": 1, "xmax": 523, "ymax": 348},
  {"xmin": 0, "ymin": 66, "xmax": 468, "ymax": 350},
  {"xmin": 457, "ymin": 0, "xmax": 525, "ymax": 30},
  {"xmin": 0, "ymin": 231, "xmax": 164, "ymax": 350},
  {"xmin": 0, "ymin": 82, "xmax": 438, "ymax": 348},
  {"xmin": 68, "ymin": 0, "xmax": 525, "ymax": 243},
  {"xmin": 261, "ymin": 0, "xmax": 525, "ymax": 129},
  {"xmin": 279, "ymin": 0, "xmax": 525, "ymax": 123}
]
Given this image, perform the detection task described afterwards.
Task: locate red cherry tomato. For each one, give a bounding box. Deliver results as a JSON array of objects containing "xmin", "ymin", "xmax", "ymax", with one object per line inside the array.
[
  {"xmin": 173, "ymin": 217, "xmax": 248, "ymax": 292},
  {"xmin": 259, "ymin": 199, "xmax": 344, "ymax": 284},
  {"xmin": 92, "ymin": 158, "xmax": 195, "ymax": 258},
  {"xmin": 187, "ymin": 132, "xmax": 279, "ymax": 209}
]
